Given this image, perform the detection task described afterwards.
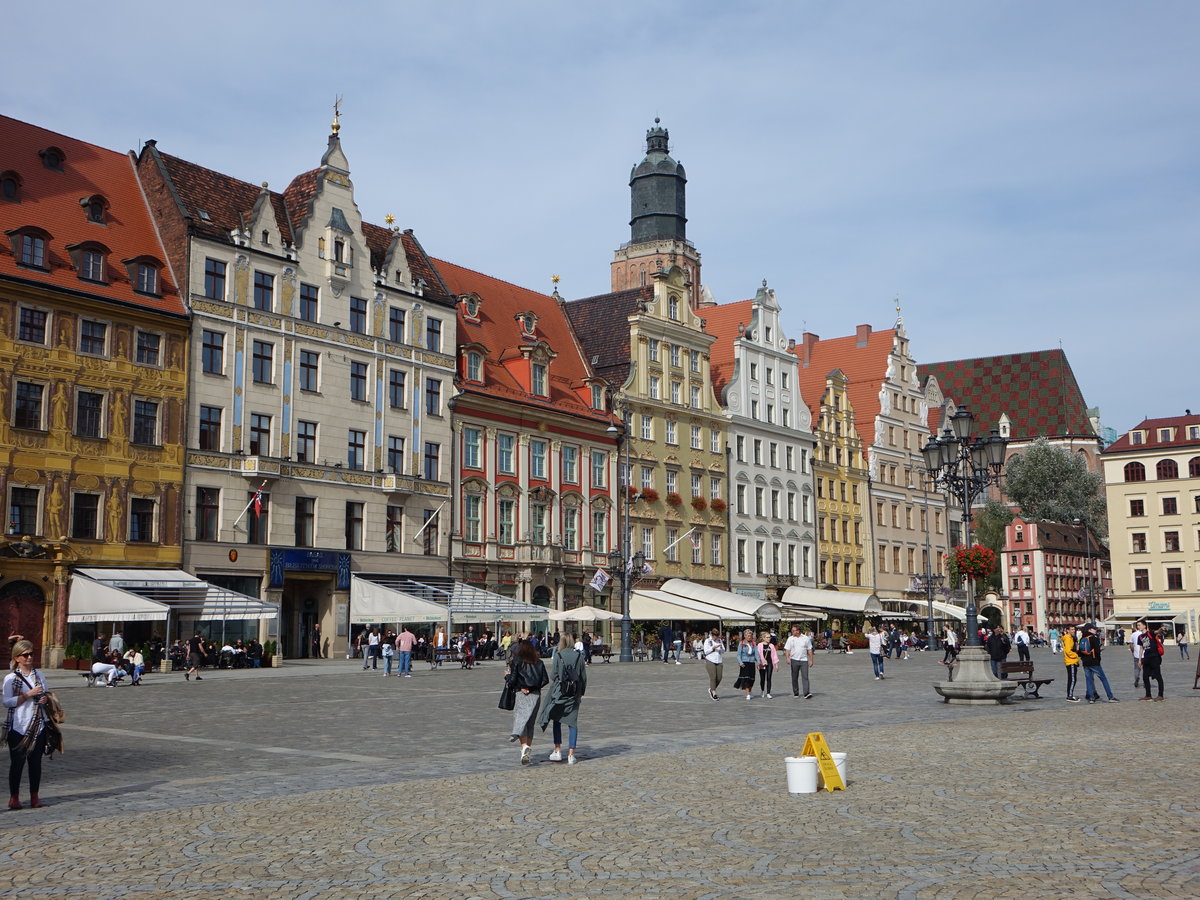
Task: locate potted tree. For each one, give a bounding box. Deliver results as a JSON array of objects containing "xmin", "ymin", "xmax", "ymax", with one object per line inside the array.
[
  {"xmin": 62, "ymin": 642, "xmax": 86, "ymax": 670},
  {"xmin": 263, "ymin": 640, "xmax": 279, "ymax": 667}
]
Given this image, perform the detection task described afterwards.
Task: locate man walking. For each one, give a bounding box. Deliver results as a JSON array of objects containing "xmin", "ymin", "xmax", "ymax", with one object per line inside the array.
[
  {"xmin": 1130, "ymin": 622, "xmax": 1144, "ymax": 689},
  {"xmin": 1048, "ymin": 626, "xmax": 1060, "ymax": 654},
  {"xmin": 395, "ymin": 625, "xmax": 415, "ymax": 678},
  {"xmin": 867, "ymin": 626, "xmax": 886, "ymax": 680},
  {"xmin": 1062, "ymin": 624, "xmax": 1081, "ymax": 702},
  {"xmin": 185, "ymin": 631, "xmax": 206, "ymax": 682},
  {"xmin": 783, "ymin": 624, "xmax": 814, "ymax": 699},
  {"xmin": 660, "ymin": 622, "xmax": 674, "ymax": 664},
  {"xmin": 1136, "ymin": 621, "xmax": 1165, "ymax": 701},
  {"xmin": 1078, "ymin": 623, "xmax": 1118, "ymax": 703},
  {"xmin": 1014, "ymin": 626, "xmax": 1031, "ymax": 662},
  {"xmin": 985, "ymin": 626, "xmax": 1012, "ymax": 678}
]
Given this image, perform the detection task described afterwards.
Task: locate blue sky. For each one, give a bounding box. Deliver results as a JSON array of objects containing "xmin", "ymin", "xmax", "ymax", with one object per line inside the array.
[{"xmin": 5, "ymin": 1, "xmax": 1196, "ymax": 434}]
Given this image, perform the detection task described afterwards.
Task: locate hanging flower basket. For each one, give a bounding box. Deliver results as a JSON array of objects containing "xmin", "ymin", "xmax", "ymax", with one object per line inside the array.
[
  {"xmin": 640, "ymin": 487, "xmax": 660, "ymax": 502},
  {"xmin": 665, "ymin": 492, "xmax": 683, "ymax": 507},
  {"xmin": 710, "ymin": 498, "xmax": 727, "ymax": 512},
  {"xmin": 945, "ymin": 544, "xmax": 996, "ymax": 589},
  {"xmin": 691, "ymin": 496, "xmax": 708, "ymax": 511}
]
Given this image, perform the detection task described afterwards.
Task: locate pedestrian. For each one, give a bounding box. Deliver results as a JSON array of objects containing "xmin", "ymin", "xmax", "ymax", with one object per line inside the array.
[
  {"xmin": 756, "ymin": 631, "xmax": 778, "ymax": 699},
  {"xmin": 702, "ymin": 628, "xmax": 725, "ymax": 701},
  {"xmin": 782, "ymin": 624, "xmax": 814, "ymax": 698},
  {"xmin": 1178, "ymin": 628, "xmax": 1190, "ymax": 661},
  {"xmin": 508, "ymin": 639, "xmax": 549, "ymax": 765},
  {"xmin": 985, "ymin": 626, "xmax": 1012, "ymax": 679},
  {"xmin": 1136, "ymin": 621, "xmax": 1165, "ymax": 702},
  {"xmin": 867, "ymin": 626, "xmax": 886, "ymax": 680},
  {"xmin": 824, "ymin": 627, "xmax": 834, "ymax": 654},
  {"xmin": 395, "ymin": 625, "xmax": 415, "ymax": 678},
  {"xmin": 659, "ymin": 622, "xmax": 674, "ymax": 664},
  {"xmin": 1130, "ymin": 623, "xmax": 1144, "ymax": 689},
  {"xmin": 942, "ymin": 626, "xmax": 959, "ymax": 666},
  {"xmin": 366, "ymin": 627, "xmax": 381, "ymax": 670},
  {"xmin": 4, "ymin": 640, "xmax": 55, "ymax": 809},
  {"xmin": 123, "ymin": 648, "xmax": 145, "ymax": 685},
  {"xmin": 1048, "ymin": 626, "xmax": 1060, "ymax": 654},
  {"xmin": 108, "ymin": 631, "xmax": 125, "ymax": 655},
  {"xmin": 1077, "ymin": 623, "xmax": 1118, "ymax": 703},
  {"xmin": 92, "ymin": 634, "xmax": 107, "ymax": 663},
  {"xmin": 185, "ymin": 631, "xmax": 206, "ymax": 681},
  {"xmin": 539, "ymin": 633, "xmax": 587, "ymax": 764},
  {"xmin": 1014, "ymin": 626, "xmax": 1031, "ymax": 662},
  {"xmin": 381, "ymin": 632, "xmax": 395, "ymax": 676},
  {"xmin": 733, "ymin": 630, "xmax": 758, "ymax": 700},
  {"xmin": 1062, "ymin": 624, "xmax": 1081, "ymax": 702}
]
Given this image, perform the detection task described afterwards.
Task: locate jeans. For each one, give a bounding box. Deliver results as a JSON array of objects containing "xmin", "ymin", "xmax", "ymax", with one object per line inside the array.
[
  {"xmin": 1181, "ymin": 643, "xmax": 1191, "ymax": 660},
  {"xmin": 1016, "ymin": 643, "xmax": 1030, "ymax": 662},
  {"xmin": 1065, "ymin": 663, "xmax": 1078, "ymax": 698},
  {"xmin": 1083, "ymin": 665, "xmax": 1114, "ymax": 700},
  {"xmin": 990, "ymin": 659, "xmax": 1006, "ymax": 679},
  {"xmin": 398, "ymin": 650, "xmax": 412, "ymax": 676},
  {"xmin": 131, "ymin": 665, "xmax": 144, "ymax": 683},
  {"xmin": 789, "ymin": 659, "xmax": 810, "ymax": 696},
  {"xmin": 870, "ymin": 653, "xmax": 884, "ymax": 678},
  {"xmin": 383, "ymin": 654, "xmax": 394, "ymax": 676},
  {"xmin": 551, "ymin": 721, "xmax": 578, "ymax": 750}
]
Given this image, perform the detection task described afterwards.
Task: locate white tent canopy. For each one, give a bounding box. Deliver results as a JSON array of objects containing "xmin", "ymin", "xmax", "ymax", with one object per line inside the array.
[
  {"xmin": 631, "ymin": 589, "xmax": 755, "ymax": 623},
  {"xmin": 350, "ymin": 576, "xmax": 448, "ymax": 624},
  {"xmin": 780, "ymin": 586, "xmax": 884, "ymax": 616},
  {"xmin": 71, "ymin": 568, "xmax": 279, "ymax": 622},
  {"xmin": 351, "ymin": 576, "xmax": 550, "ymax": 626},
  {"xmin": 777, "ymin": 605, "xmax": 829, "ymax": 621},
  {"xmin": 660, "ymin": 579, "xmax": 782, "ymax": 621},
  {"xmin": 548, "ymin": 605, "xmax": 624, "ymax": 622}
]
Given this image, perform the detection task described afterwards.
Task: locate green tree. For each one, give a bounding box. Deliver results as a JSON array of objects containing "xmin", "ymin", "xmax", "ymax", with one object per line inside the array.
[
  {"xmin": 1003, "ymin": 437, "xmax": 1107, "ymax": 537},
  {"xmin": 972, "ymin": 498, "xmax": 1015, "ymax": 590}
]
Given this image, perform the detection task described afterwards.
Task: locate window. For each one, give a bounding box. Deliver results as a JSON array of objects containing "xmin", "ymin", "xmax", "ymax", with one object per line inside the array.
[
  {"xmin": 18, "ymin": 308, "xmax": 47, "ymax": 344},
  {"xmin": 423, "ymin": 442, "xmax": 440, "ymax": 481},
  {"xmin": 345, "ymin": 502, "xmax": 364, "ymax": 550},
  {"xmin": 300, "ymin": 283, "xmax": 319, "ymax": 322},
  {"xmin": 464, "ymin": 495, "xmax": 482, "ymax": 542},
  {"xmin": 296, "ymin": 421, "xmax": 317, "ymax": 463},
  {"xmin": 690, "ymin": 385, "xmax": 700, "ymax": 409},
  {"xmin": 80, "ymin": 320, "xmax": 107, "ymax": 355},
  {"xmin": 1134, "ymin": 569, "xmax": 1149, "ymax": 591},
  {"xmin": 129, "ymin": 498, "xmax": 155, "ymax": 542},
  {"xmin": 80, "ymin": 249, "xmax": 105, "ymax": 282},
  {"xmin": 530, "ymin": 440, "xmax": 547, "ymax": 480},
  {"xmin": 641, "ymin": 466, "xmax": 654, "ymax": 490},
  {"xmin": 347, "ymin": 429, "xmax": 366, "ymax": 470},
  {"xmin": 9, "ymin": 487, "xmax": 39, "ymax": 534},
  {"xmin": 641, "ymin": 415, "xmax": 654, "ymax": 441},
  {"xmin": 389, "ymin": 307, "xmax": 405, "ymax": 342},
  {"xmin": 388, "ymin": 369, "xmax": 406, "ymax": 409},
  {"xmin": 691, "ymin": 473, "xmax": 702, "ymax": 496},
  {"xmin": 498, "ymin": 435, "xmax": 515, "ymax": 474},
  {"xmin": 750, "ymin": 400, "xmax": 759, "ymax": 419},
  {"xmin": 592, "ymin": 509, "xmax": 607, "ymax": 552},
  {"xmin": 1130, "ymin": 498, "xmax": 1145, "ymax": 517},
  {"xmin": 591, "ymin": 384, "xmax": 604, "ymax": 409},
  {"xmin": 531, "ymin": 504, "xmax": 547, "ymax": 545},
  {"xmin": 135, "ymin": 263, "xmax": 159, "ymax": 295},
  {"xmin": 426, "ymin": 317, "xmax": 442, "ymax": 352},
  {"xmin": 298, "ymin": 351, "xmax": 319, "ymax": 392},
  {"xmin": 1131, "ymin": 533, "xmax": 1147, "ymax": 553},
  {"xmin": 195, "ymin": 487, "xmax": 220, "ymax": 541},
  {"xmin": 246, "ymin": 491, "xmax": 269, "ymax": 544},
  {"xmin": 710, "ymin": 476, "xmax": 721, "ymax": 500},
  {"xmin": 1166, "ymin": 568, "xmax": 1183, "ymax": 591},
  {"xmin": 690, "ymin": 349, "xmax": 701, "ymax": 372},
  {"xmin": 294, "ymin": 497, "xmax": 315, "ymax": 547},
  {"xmin": 667, "ymin": 344, "xmax": 679, "ymax": 367},
  {"xmin": 252, "ymin": 341, "xmax": 273, "ymax": 383},
  {"xmin": 204, "ymin": 259, "xmax": 225, "ymax": 301},
  {"xmin": 755, "ymin": 487, "xmax": 765, "ymax": 516},
  {"xmin": 1165, "ymin": 531, "xmax": 1181, "ymax": 552},
  {"xmin": 1190, "ymin": 457, "xmax": 1200, "ymax": 478},
  {"xmin": 562, "ymin": 446, "xmax": 579, "ymax": 483},
  {"xmin": 69, "ymin": 390, "xmax": 103, "ymax": 438},
  {"xmin": 136, "ymin": 331, "xmax": 160, "ymax": 366},
  {"xmin": 710, "ymin": 534, "xmax": 721, "ymax": 566},
  {"xmin": 666, "ymin": 420, "xmax": 677, "ymax": 445},
  {"xmin": 350, "ymin": 361, "xmax": 368, "ymax": 402},
  {"xmin": 671, "ymin": 381, "xmax": 681, "ymax": 405},
  {"xmin": 466, "ymin": 351, "xmax": 483, "ymax": 382},
  {"xmin": 250, "ymin": 271, "xmax": 273, "ymax": 311},
  {"xmin": 425, "ymin": 378, "xmax": 442, "ymax": 415},
  {"xmin": 132, "ymin": 400, "xmax": 158, "ymax": 445},
  {"xmin": 531, "ymin": 363, "xmax": 547, "ymax": 397},
  {"xmin": 649, "ymin": 376, "xmax": 660, "ymax": 400},
  {"xmin": 1156, "ymin": 459, "xmax": 1179, "ymax": 480},
  {"xmin": 386, "ymin": 505, "xmax": 404, "ymax": 551},
  {"xmin": 648, "ymin": 339, "xmax": 659, "ymax": 362},
  {"xmin": 666, "ymin": 470, "xmax": 678, "ymax": 494},
  {"xmin": 1163, "ymin": 496, "xmax": 1178, "ymax": 515},
  {"xmin": 71, "ymin": 493, "xmax": 99, "ymax": 540},
  {"xmin": 198, "ymin": 405, "xmax": 221, "ymax": 450},
  {"xmin": 668, "ymin": 296, "xmax": 679, "ymax": 320},
  {"xmin": 1123, "ymin": 461, "xmax": 1146, "ymax": 482},
  {"xmin": 1, "ymin": 172, "xmax": 20, "ymax": 201},
  {"xmin": 464, "ymin": 427, "xmax": 482, "ymax": 469},
  {"xmin": 349, "ymin": 296, "xmax": 367, "ymax": 334},
  {"xmin": 642, "ymin": 527, "xmax": 654, "ymax": 559},
  {"xmin": 691, "ymin": 425, "xmax": 702, "ymax": 450},
  {"xmin": 666, "ymin": 528, "xmax": 679, "ymax": 563},
  {"xmin": 753, "ymin": 439, "xmax": 763, "ymax": 465},
  {"xmin": 769, "ymin": 443, "xmax": 779, "ymax": 468},
  {"xmin": 249, "ymin": 414, "xmax": 271, "ymax": 456},
  {"xmin": 387, "ymin": 436, "xmax": 405, "ymax": 473},
  {"xmin": 19, "ymin": 233, "xmax": 46, "ymax": 268},
  {"xmin": 202, "ymin": 331, "xmax": 225, "ymax": 374},
  {"xmin": 711, "ymin": 431, "xmax": 721, "ymax": 454},
  {"xmin": 499, "ymin": 499, "xmax": 516, "ymax": 545},
  {"xmin": 591, "ymin": 450, "xmax": 607, "ymax": 488},
  {"xmin": 563, "ymin": 506, "xmax": 578, "ymax": 550},
  {"xmin": 736, "ymin": 484, "xmax": 747, "ymax": 515}
]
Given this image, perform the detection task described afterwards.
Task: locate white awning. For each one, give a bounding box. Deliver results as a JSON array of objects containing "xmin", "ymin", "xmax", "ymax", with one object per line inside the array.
[
  {"xmin": 780, "ymin": 586, "xmax": 884, "ymax": 615},
  {"xmin": 548, "ymin": 605, "xmax": 625, "ymax": 622},
  {"xmin": 71, "ymin": 569, "xmax": 279, "ymax": 622},
  {"xmin": 660, "ymin": 579, "xmax": 782, "ymax": 621},
  {"xmin": 1101, "ymin": 612, "xmax": 1181, "ymax": 626},
  {"xmin": 894, "ymin": 598, "xmax": 968, "ymax": 622},
  {"xmin": 777, "ymin": 605, "xmax": 829, "ymax": 621},
  {"xmin": 352, "ymin": 576, "xmax": 549, "ymax": 625},
  {"xmin": 350, "ymin": 576, "xmax": 448, "ymax": 624},
  {"xmin": 631, "ymin": 589, "xmax": 753, "ymax": 623}
]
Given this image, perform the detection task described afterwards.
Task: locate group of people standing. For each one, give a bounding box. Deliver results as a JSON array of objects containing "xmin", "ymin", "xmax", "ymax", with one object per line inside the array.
[{"xmin": 504, "ymin": 633, "xmax": 587, "ymax": 765}]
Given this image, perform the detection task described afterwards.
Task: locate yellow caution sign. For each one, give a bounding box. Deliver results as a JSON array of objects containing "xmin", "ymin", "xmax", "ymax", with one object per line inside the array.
[{"xmin": 801, "ymin": 732, "xmax": 845, "ymax": 792}]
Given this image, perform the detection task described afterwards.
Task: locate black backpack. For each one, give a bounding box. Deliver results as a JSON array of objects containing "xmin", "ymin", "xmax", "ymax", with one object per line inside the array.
[{"xmin": 559, "ymin": 650, "xmax": 583, "ymax": 698}]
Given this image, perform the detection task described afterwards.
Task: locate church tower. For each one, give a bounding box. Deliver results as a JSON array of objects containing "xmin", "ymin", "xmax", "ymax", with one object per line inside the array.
[{"xmin": 610, "ymin": 119, "xmax": 703, "ymax": 308}]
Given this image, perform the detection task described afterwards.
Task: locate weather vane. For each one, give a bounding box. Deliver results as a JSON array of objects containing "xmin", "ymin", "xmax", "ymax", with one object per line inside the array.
[{"xmin": 332, "ymin": 95, "xmax": 344, "ymax": 134}]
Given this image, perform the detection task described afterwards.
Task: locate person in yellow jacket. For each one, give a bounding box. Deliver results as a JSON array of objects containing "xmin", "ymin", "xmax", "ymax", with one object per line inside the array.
[{"xmin": 1062, "ymin": 625, "xmax": 1081, "ymax": 702}]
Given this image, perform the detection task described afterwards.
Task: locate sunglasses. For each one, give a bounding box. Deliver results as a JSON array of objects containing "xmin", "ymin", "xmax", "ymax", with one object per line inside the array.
[{"xmin": 17, "ymin": 652, "xmax": 33, "ymax": 658}]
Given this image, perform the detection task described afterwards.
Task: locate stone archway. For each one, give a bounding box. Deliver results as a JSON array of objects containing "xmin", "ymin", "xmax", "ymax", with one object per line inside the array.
[
  {"xmin": 1, "ymin": 580, "xmax": 47, "ymax": 666},
  {"xmin": 531, "ymin": 585, "xmax": 552, "ymax": 608}
]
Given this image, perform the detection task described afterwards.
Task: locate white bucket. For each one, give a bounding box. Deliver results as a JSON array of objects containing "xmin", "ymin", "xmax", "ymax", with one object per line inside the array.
[
  {"xmin": 830, "ymin": 752, "xmax": 848, "ymax": 785},
  {"xmin": 784, "ymin": 756, "xmax": 818, "ymax": 794}
]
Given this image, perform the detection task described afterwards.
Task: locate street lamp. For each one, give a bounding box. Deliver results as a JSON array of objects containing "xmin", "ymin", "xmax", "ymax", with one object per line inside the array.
[
  {"xmin": 1073, "ymin": 517, "xmax": 1096, "ymax": 625},
  {"xmin": 909, "ymin": 466, "xmax": 945, "ymax": 650},
  {"xmin": 607, "ymin": 408, "xmax": 644, "ymax": 663}
]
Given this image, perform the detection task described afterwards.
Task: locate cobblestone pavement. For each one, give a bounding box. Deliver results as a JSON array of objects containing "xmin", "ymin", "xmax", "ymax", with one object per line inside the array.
[{"xmin": 2, "ymin": 648, "xmax": 1197, "ymax": 898}]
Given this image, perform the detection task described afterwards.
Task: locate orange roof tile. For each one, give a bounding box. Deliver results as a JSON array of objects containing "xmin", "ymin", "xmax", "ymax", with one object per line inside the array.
[
  {"xmin": 1103, "ymin": 413, "xmax": 1200, "ymax": 454},
  {"xmin": 563, "ymin": 286, "xmax": 653, "ymax": 389},
  {"xmin": 793, "ymin": 326, "xmax": 895, "ymax": 444},
  {"xmin": 0, "ymin": 115, "xmax": 185, "ymax": 317},
  {"xmin": 700, "ymin": 299, "xmax": 753, "ymax": 402}
]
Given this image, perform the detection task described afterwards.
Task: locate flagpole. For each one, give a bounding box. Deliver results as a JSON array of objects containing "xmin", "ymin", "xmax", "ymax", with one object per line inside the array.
[
  {"xmin": 231, "ymin": 480, "xmax": 268, "ymax": 530},
  {"xmin": 411, "ymin": 500, "xmax": 448, "ymax": 545},
  {"xmin": 662, "ymin": 527, "xmax": 696, "ymax": 556}
]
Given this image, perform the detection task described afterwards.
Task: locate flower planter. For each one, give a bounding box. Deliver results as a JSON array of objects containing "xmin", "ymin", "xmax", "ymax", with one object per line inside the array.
[{"xmin": 665, "ymin": 492, "xmax": 682, "ymax": 507}]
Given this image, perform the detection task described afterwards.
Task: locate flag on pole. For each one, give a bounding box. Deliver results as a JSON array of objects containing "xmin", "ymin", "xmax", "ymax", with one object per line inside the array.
[
  {"xmin": 252, "ymin": 487, "xmax": 263, "ymax": 518},
  {"xmin": 690, "ymin": 531, "xmax": 701, "ymax": 550},
  {"xmin": 589, "ymin": 568, "xmax": 611, "ymax": 593}
]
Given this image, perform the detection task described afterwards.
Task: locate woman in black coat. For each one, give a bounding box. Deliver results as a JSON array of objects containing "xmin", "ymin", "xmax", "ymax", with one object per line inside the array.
[{"xmin": 509, "ymin": 640, "xmax": 549, "ymax": 765}]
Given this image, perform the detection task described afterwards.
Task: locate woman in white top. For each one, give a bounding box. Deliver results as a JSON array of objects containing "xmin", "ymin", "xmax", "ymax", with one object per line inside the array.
[
  {"xmin": 941, "ymin": 627, "xmax": 959, "ymax": 666},
  {"xmin": 702, "ymin": 629, "xmax": 725, "ymax": 701},
  {"xmin": 4, "ymin": 640, "xmax": 49, "ymax": 809}
]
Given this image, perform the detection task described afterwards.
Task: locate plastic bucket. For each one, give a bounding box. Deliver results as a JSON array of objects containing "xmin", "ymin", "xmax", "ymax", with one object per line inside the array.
[
  {"xmin": 784, "ymin": 756, "xmax": 818, "ymax": 794},
  {"xmin": 830, "ymin": 752, "xmax": 848, "ymax": 785}
]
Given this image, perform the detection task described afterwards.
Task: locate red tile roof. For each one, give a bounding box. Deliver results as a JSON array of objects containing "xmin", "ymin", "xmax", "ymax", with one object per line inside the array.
[
  {"xmin": 563, "ymin": 286, "xmax": 654, "ymax": 389},
  {"xmin": 0, "ymin": 115, "xmax": 185, "ymax": 317},
  {"xmin": 433, "ymin": 258, "xmax": 608, "ymax": 422},
  {"xmin": 793, "ymin": 326, "xmax": 895, "ymax": 444},
  {"xmin": 918, "ymin": 349, "xmax": 1094, "ymax": 440},
  {"xmin": 1103, "ymin": 413, "xmax": 1200, "ymax": 454},
  {"xmin": 699, "ymin": 299, "xmax": 753, "ymax": 402}
]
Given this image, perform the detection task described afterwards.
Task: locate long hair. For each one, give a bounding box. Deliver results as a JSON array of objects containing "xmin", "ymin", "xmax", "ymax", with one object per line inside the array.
[
  {"xmin": 10, "ymin": 639, "xmax": 33, "ymax": 670},
  {"xmin": 516, "ymin": 639, "xmax": 539, "ymax": 665},
  {"xmin": 558, "ymin": 632, "xmax": 574, "ymax": 651}
]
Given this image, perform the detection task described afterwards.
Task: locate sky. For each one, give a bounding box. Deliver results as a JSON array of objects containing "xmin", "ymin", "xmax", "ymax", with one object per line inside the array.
[{"xmin": 4, "ymin": 1, "xmax": 1196, "ymax": 436}]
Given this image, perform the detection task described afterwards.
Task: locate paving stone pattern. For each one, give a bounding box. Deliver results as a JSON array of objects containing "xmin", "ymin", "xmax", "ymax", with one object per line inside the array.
[{"xmin": 1, "ymin": 649, "xmax": 1197, "ymax": 898}]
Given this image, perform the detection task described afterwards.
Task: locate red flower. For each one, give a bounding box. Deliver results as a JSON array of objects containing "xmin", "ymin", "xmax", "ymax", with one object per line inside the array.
[{"xmin": 665, "ymin": 492, "xmax": 682, "ymax": 506}]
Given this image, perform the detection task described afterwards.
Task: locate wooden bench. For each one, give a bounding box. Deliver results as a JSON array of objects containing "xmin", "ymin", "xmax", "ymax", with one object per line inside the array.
[
  {"xmin": 1000, "ymin": 661, "xmax": 1054, "ymax": 698},
  {"xmin": 591, "ymin": 648, "xmax": 614, "ymax": 663},
  {"xmin": 81, "ymin": 670, "xmax": 126, "ymax": 687}
]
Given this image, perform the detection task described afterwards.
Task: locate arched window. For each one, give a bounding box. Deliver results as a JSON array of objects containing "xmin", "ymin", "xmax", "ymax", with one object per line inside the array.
[
  {"xmin": 668, "ymin": 295, "xmax": 679, "ymax": 320},
  {"xmin": 1, "ymin": 170, "xmax": 21, "ymax": 202},
  {"xmin": 39, "ymin": 146, "xmax": 65, "ymax": 170},
  {"xmin": 1156, "ymin": 459, "xmax": 1178, "ymax": 480},
  {"xmin": 82, "ymin": 194, "xmax": 109, "ymax": 224},
  {"xmin": 1189, "ymin": 457, "xmax": 1200, "ymax": 478},
  {"xmin": 1123, "ymin": 461, "xmax": 1145, "ymax": 482}
]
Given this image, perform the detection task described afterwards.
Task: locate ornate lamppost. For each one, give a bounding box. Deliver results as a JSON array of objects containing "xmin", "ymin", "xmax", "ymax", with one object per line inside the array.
[
  {"xmin": 923, "ymin": 405, "xmax": 1015, "ymax": 703},
  {"xmin": 607, "ymin": 407, "xmax": 645, "ymax": 663},
  {"xmin": 1073, "ymin": 517, "xmax": 1097, "ymax": 626}
]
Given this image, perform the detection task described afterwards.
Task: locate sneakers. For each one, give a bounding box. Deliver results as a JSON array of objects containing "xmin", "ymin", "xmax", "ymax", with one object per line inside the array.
[
  {"xmin": 1154, "ymin": 697, "xmax": 1165, "ymax": 702},
  {"xmin": 744, "ymin": 693, "xmax": 753, "ymax": 700},
  {"xmin": 520, "ymin": 746, "xmax": 531, "ymax": 765},
  {"xmin": 1139, "ymin": 696, "xmax": 1153, "ymax": 701},
  {"xmin": 194, "ymin": 676, "xmax": 202, "ymax": 681},
  {"xmin": 567, "ymin": 754, "xmax": 577, "ymax": 765},
  {"xmin": 675, "ymin": 660, "xmax": 681, "ymax": 665},
  {"xmin": 765, "ymin": 693, "xmax": 773, "ymax": 699},
  {"xmin": 1088, "ymin": 699, "xmax": 1096, "ymax": 704},
  {"xmin": 185, "ymin": 672, "xmax": 190, "ymax": 681},
  {"xmin": 1066, "ymin": 696, "xmax": 1080, "ymax": 703},
  {"xmin": 874, "ymin": 676, "xmax": 881, "ymax": 680},
  {"xmin": 1108, "ymin": 697, "xmax": 1119, "ymax": 702},
  {"xmin": 709, "ymin": 689, "xmax": 719, "ymax": 701},
  {"xmin": 804, "ymin": 693, "xmax": 814, "ymax": 700},
  {"xmin": 508, "ymin": 734, "xmax": 519, "ymax": 743},
  {"xmin": 548, "ymin": 750, "xmax": 562, "ymax": 762}
]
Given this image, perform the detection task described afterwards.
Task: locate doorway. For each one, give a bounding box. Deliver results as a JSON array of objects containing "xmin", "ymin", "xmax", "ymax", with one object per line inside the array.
[{"xmin": 1, "ymin": 581, "xmax": 46, "ymax": 666}]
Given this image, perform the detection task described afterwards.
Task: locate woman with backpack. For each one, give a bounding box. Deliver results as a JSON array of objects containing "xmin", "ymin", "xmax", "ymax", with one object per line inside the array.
[
  {"xmin": 1136, "ymin": 621, "xmax": 1165, "ymax": 701},
  {"xmin": 539, "ymin": 633, "xmax": 587, "ymax": 764}
]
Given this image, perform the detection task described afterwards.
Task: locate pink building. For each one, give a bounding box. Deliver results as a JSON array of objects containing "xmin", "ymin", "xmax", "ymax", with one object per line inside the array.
[{"xmin": 1002, "ymin": 517, "xmax": 1112, "ymax": 634}]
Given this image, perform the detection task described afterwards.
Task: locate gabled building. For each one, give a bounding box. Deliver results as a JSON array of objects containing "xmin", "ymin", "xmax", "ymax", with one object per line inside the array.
[
  {"xmin": 705, "ymin": 282, "xmax": 817, "ymax": 599},
  {"xmin": 1002, "ymin": 517, "xmax": 1111, "ymax": 635},
  {"xmin": 1, "ymin": 115, "xmax": 189, "ymax": 665},
  {"xmin": 135, "ymin": 121, "xmax": 456, "ymax": 658},
  {"xmin": 1101, "ymin": 413, "xmax": 1200, "ymax": 640},
  {"xmin": 795, "ymin": 319, "xmax": 950, "ymax": 604},
  {"xmin": 436, "ymin": 262, "xmax": 617, "ymax": 609}
]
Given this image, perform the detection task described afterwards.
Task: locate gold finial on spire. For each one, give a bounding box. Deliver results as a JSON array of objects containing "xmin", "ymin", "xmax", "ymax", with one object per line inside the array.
[
  {"xmin": 894, "ymin": 294, "xmax": 902, "ymax": 316},
  {"xmin": 551, "ymin": 274, "xmax": 560, "ymax": 285},
  {"xmin": 384, "ymin": 214, "xmax": 395, "ymax": 225},
  {"xmin": 331, "ymin": 95, "xmax": 343, "ymax": 134}
]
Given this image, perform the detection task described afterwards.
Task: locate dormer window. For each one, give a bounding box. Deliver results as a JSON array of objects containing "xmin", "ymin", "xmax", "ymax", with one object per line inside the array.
[
  {"xmin": 668, "ymin": 295, "xmax": 680, "ymax": 320},
  {"xmin": 1130, "ymin": 431, "xmax": 1144, "ymax": 445},
  {"xmin": 1158, "ymin": 428, "xmax": 1173, "ymax": 442},
  {"xmin": 460, "ymin": 294, "xmax": 481, "ymax": 320},
  {"xmin": 1, "ymin": 171, "xmax": 20, "ymax": 202},
  {"xmin": 531, "ymin": 362, "xmax": 548, "ymax": 397},
  {"xmin": 39, "ymin": 146, "xmax": 65, "ymax": 171},
  {"xmin": 465, "ymin": 350, "xmax": 483, "ymax": 382},
  {"xmin": 591, "ymin": 384, "xmax": 604, "ymax": 410},
  {"xmin": 9, "ymin": 227, "xmax": 51, "ymax": 269},
  {"xmin": 516, "ymin": 312, "xmax": 537, "ymax": 338},
  {"xmin": 67, "ymin": 241, "xmax": 110, "ymax": 283},
  {"xmin": 81, "ymin": 195, "xmax": 109, "ymax": 224},
  {"xmin": 334, "ymin": 239, "xmax": 346, "ymax": 263},
  {"xmin": 124, "ymin": 256, "xmax": 163, "ymax": 296}
]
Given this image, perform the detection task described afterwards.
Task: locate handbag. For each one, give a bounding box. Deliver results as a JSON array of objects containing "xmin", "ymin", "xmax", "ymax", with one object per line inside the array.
[{"xmin": 498, "ymin": 674, "xmax": 516, "ymax": 711}]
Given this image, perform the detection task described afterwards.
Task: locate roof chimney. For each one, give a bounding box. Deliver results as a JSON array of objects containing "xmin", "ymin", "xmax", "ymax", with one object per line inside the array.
[
  {"xmin": 800, "ymin": 332, "xmax": 819, "ymax": 367},
  {"xmin": 855, "ymin": 324, "xmax": 872, "ymax": 347}
]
